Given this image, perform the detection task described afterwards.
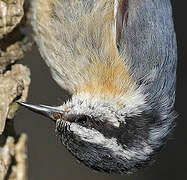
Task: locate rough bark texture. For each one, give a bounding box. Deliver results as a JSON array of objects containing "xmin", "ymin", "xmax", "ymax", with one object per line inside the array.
[
  {"xmin": 0, "ymin": 0, "xmax": 24, "ymax": 39},
  {"xmin": 0, "ymin": 64, "xmax": 30, "ymax": 134},
  {"xmin": 0, "ymin": 134, "xmax": 28, "ymax": 180},
  {"xmin": 0, "ymin": 0, "xmax": 31, "ymax": 179}
]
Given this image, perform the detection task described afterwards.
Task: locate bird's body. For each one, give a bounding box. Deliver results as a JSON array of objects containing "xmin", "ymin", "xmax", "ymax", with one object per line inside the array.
[{"xmin": 25, "ymin": 0, "xmax": 177, "ymax": 174}]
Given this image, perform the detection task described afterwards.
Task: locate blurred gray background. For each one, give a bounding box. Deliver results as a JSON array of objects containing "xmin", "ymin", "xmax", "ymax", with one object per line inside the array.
[{"xmin": 15, "ymin": 1, "xmax": 187, "ymax": 180}]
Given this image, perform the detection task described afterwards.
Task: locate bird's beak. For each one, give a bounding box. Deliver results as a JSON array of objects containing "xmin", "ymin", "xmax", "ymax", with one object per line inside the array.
[{"xmin": 17, "ymin": 102, "xmax": 64, "ymax": 121}]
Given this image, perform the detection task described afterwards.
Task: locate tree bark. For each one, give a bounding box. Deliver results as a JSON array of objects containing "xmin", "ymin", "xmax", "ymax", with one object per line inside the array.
[{"xmin": 0, "ymin": 0, "xmax": 31, "ymax": 179}]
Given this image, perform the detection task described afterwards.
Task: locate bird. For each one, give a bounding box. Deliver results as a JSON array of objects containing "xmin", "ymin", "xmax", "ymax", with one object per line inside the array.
[{"xmin": 18, "ymin": 0, "xmax": 177, "ymax": 175}]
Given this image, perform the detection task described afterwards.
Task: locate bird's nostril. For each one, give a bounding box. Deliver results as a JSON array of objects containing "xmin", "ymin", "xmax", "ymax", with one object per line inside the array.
[{"xmin": 53, "ymin": 112, "xmax": 62, "ymax": 120}]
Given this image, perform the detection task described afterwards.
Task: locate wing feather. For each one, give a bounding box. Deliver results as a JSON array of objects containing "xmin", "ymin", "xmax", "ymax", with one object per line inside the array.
[{"xmin": 115, "ymin": 0, "xmax": 177, "ymax": 138}]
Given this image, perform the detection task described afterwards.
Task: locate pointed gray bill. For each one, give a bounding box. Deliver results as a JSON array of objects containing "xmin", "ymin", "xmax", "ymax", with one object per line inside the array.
[{"xmin": 17, "ymin": 102, "xmax": 64, "ymax": 121}]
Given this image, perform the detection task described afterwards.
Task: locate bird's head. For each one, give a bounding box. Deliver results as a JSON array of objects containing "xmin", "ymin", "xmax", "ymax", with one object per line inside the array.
[{"xmin": 18, "ymin": 90, "xmax": 157, "ymax": 174}]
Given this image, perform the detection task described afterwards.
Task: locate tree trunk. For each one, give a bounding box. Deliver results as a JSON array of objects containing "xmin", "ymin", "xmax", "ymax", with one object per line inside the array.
[{"xmin": 0, "ymin": 0, "xmax": 31, "ymax": 179}]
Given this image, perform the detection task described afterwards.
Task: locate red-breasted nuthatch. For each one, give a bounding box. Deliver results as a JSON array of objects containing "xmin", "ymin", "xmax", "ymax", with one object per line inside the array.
[{"xmin": 18, "ymin": 0, "xmax": 177, "ymax": 174}]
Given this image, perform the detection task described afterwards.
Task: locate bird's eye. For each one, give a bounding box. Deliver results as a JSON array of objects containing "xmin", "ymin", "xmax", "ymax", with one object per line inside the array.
[{"xmin": 75, "ymin": 115, "xmax": 89, "ymax": 125}]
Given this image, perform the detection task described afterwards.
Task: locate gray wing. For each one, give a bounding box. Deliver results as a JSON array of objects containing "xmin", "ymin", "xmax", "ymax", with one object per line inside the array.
[{"xmin": 117, "ymin": 0, "xmax": 177, "ymax": 109}]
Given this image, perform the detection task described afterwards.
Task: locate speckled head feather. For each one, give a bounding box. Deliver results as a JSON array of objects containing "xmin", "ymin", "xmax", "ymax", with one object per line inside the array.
[{"xmin": 26, "ymin": 0, "xmax": 178, "ymax": 174}]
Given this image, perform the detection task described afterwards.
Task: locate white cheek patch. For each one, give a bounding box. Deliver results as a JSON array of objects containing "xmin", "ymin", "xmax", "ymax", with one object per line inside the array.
[
  {"xmin": 69, "ymin": 123, "xmax": 153, "ymax": 161},
  {"xmin": 65, "ymin": 93, "xmax": 121, "ymax": 128},
  {"xmin": 63, "ymin": 90, "xmax": 147, "ymax": 129}
]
